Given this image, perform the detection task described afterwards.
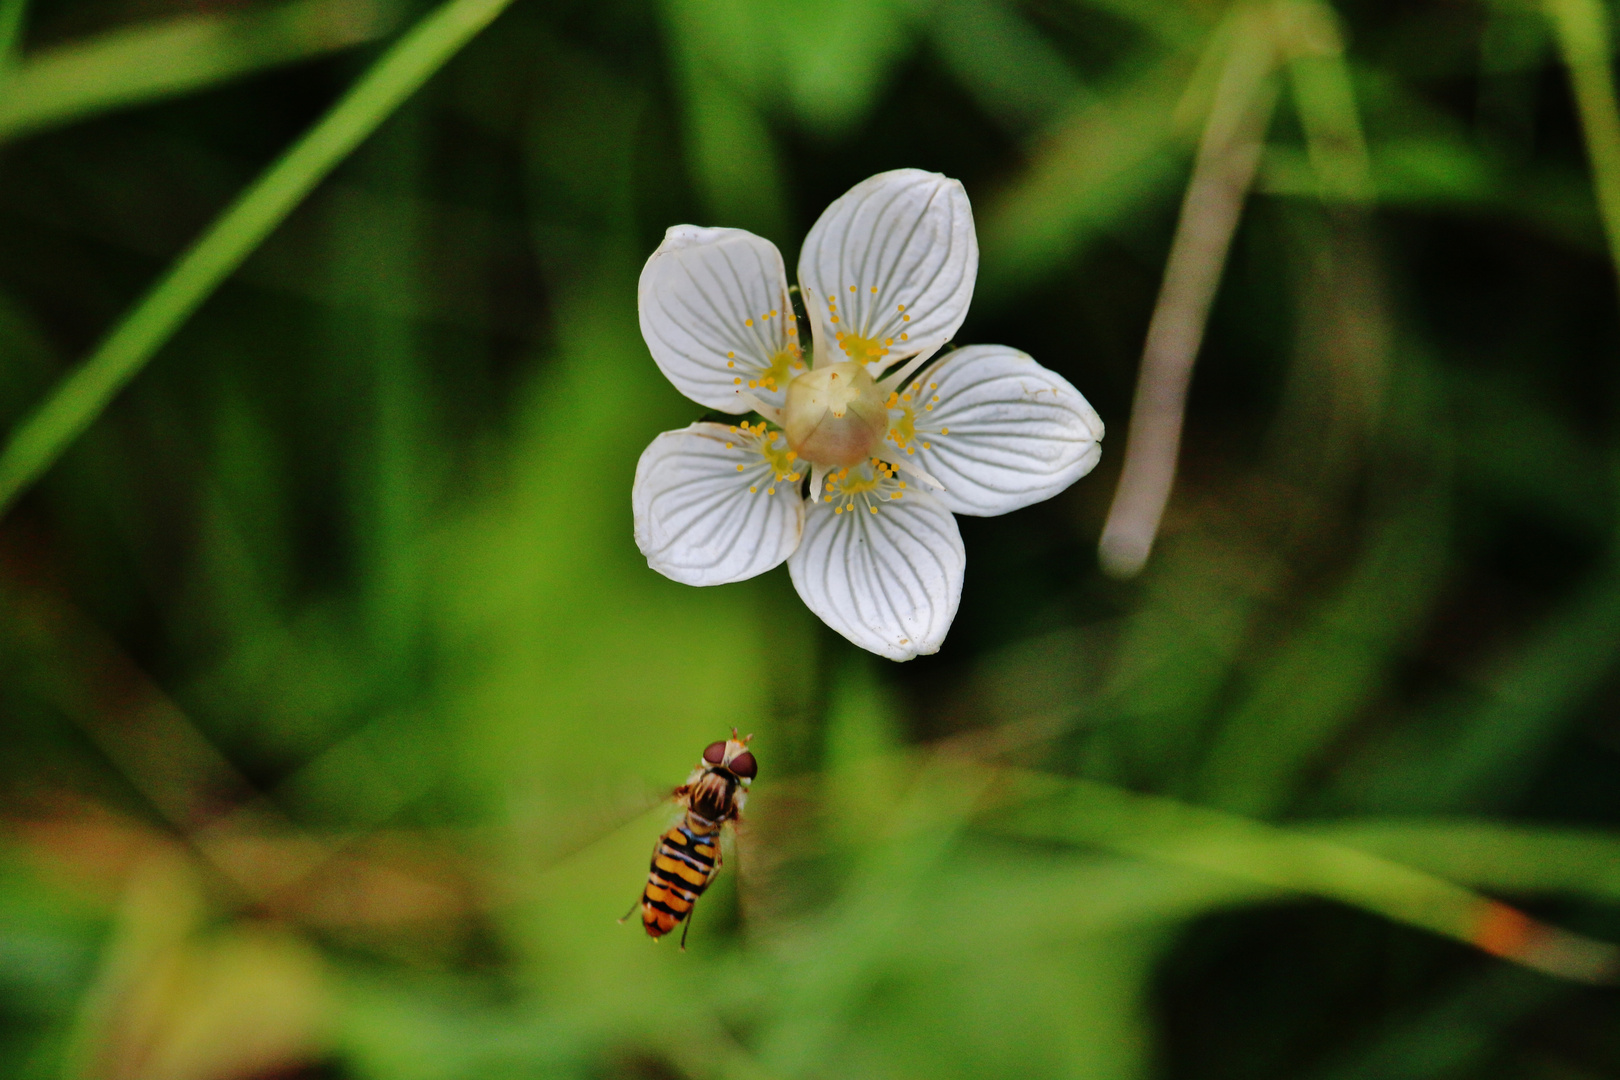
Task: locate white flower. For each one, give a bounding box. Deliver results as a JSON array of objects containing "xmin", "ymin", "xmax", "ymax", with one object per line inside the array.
[{"xmin": 632, "ymin": 169, "xmax": 1104, "ymax": 661}]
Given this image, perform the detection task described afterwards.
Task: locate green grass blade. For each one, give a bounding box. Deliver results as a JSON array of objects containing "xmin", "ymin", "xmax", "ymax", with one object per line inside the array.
[
  {"xmin": 1308, "ymin": 820, "xmax": 1620, "ymax": 900},
  {"xmin": 1328, "ymin": 544, "xmax": 1620, "ymax": 814},
  {"xmin": 0, "ymin": 0, "xmax": 398, "ymax": 142},
  {"xmin": 1197, "ymin": 491, "xmax": 1447, "ymax": 816},
  {"xmin": 1545, "ymin": 0, "xmax": 1620, "ymax": 282},
  {"xmin": 1010, "ymin": 778, "xmax": 1620, "ymax": 983},
  {"xmin": 976, "ymin": 56, "xmax": 1190, "ymax": 305},
  {"xmin": 0, "ymin": 0, "xmax": 518, "ymax": 518}
]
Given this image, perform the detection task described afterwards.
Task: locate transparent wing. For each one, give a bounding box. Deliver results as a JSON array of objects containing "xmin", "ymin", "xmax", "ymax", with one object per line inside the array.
[{"xmin": 730, "ymin": 776, "xmax": 825, "ymax": 940}]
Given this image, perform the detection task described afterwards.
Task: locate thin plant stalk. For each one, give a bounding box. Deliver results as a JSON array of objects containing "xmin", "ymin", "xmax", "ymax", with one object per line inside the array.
[
  {"xmin": 0, "ymin": 0, "xmax": 518, "ymax": 517},
  {"xmin": 1098, "ymin": 9, "xmax": 1279, "ymax": 578}
]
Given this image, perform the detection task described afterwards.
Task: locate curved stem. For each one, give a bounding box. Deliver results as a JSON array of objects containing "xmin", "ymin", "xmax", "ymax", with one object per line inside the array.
[{"xmin": 1098, "ymin": 8, "xmax": 1279, "ymax": 577}]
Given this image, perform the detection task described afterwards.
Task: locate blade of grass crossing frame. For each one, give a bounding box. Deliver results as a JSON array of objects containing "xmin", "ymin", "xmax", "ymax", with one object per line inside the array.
[
  {"xmin": 1306, "ymin": 820, "xmax": 1620, "ymax": 901},
  {"xmin": 0, "ymin": 0, "xmax": 518, "ymax": 517},
  {"xmin": 1545, "ymin": 0, "xmax": 1620, "ymax": 284},
  {"xmin": 1010, "ymin": 778, "xmax": 1620, "ymax": 983}
]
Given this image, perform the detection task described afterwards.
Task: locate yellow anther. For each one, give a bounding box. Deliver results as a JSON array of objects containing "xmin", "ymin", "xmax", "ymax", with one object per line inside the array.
[
  {"xmin": 726, "ymin": 442, "xmax": 734, "ymax": 449},
  {"xmin": 727, "ymin": 361, "xmax": 735, "ymax": 368},
  {"xmin": 831, "ymin": 316, "xmax": 840, "ymax": 324},
  {"xmin": 884, "ymin": 338, "xmax": 893, "ymax": 346},
  {"xmin": 941, "ymin": 428, "xmax": 948, "ymax": 434},
  {"xmin": 835, "ymin": 507, "xmax": 843, "ymax": 514},
  {"xmin": 901, "ymin": 333, "xmax": 909, "ymax": 340},
  {"xmin": 746, "ymin": 318, "xmax": 753, "ymax": 326},
  {"xmin": 869, "ymin": 505, "xmax": 877, "ymax": 514},
  {"xmin": 850, "ymin": 285, "xmax": 856, "ymax": 292},
  {"xmin": 737, "ymin": 464, "xmax": 745, "ymax": 472},
  {"xmin": 767, "ymin": 488, "xmax": 775, "ymax": 495},
  {"xmin": 749, "ymin": 486, "xmax": 757, "ymax": 493},
  {"xmin": 925, "ymin": 405, "xmax": 933, "ymax": 411},
  {"xmin": 932, "ymin": 396, "xmax": 939, "ymax": 402},
  {"xmin": 922, "ymin": 442, "xmax": 930, "ymax": 449},
  {"xmin": 930, "ymin": 383, "xmax": 938, "ymax": 389},
  {"xmin": 897, "ymin": 304, "xmax": 906, "ymax": 311},
  {"xmin": 870, "ymin": 286, "xmax": 877, "ymax": 293},
  {"xmin": 902, "ymin": 314, "xmax": 910, "ymax": 322},
  {"xmin": 734, "ymin": 377, "xmax": 742, "ymax": 385},
  {"xmin": 893, "ymin": 492, "xmax": 903, "ymax": 499}
]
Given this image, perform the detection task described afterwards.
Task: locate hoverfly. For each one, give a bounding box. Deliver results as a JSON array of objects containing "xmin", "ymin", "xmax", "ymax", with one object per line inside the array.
[{"xmin": 622, "ymin": 732, "xmax": 756, "ymax": 949}]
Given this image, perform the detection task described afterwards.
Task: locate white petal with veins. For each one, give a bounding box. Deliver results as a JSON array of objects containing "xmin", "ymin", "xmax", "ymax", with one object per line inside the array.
[
  {"xmin": 798, "ymin": 170, "xmax": 977, "ymax": 375},
  {"xmin": 893, "ymin": 345, "xmax": 1103, "ymax": 517},
  {"xmin": 633, "ymin": 423, "xmax": 804, "ymax": 586},
  {"xmin": 639, "ymin": 226, "xmax": 802, "ymax": 413},
  {"xmin": 788, "ymin": 484, "xmax": 964, "ymax": 660}
]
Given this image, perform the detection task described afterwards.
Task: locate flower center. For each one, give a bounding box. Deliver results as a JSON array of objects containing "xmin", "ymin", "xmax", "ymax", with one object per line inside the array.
[{"xmin": 782, "ymin": 362, "xmax": 890, "ymax": 468}]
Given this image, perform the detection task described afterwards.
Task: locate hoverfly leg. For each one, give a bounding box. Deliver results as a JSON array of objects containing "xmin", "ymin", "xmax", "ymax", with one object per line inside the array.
[
  {"xmin": 679, "ymin": 907, "xmax": 694, "ymax": 951},
  {"xmin": 617, "ymin": 895, "xmax": 642, "ymax": 924}
]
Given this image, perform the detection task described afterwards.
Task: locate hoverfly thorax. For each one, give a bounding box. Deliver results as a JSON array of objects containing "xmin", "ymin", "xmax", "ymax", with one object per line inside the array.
[
  {"xmin": 625, "ymin": 731, "xmax": 757, "ymax": 948},
  {"xmin": 689, "ymin": 735, "xmax": 756, "ymax": 822}
]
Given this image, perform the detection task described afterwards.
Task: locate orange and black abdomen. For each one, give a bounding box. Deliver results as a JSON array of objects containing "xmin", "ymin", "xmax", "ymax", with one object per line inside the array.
[{"xmin": 640, "ymin": 822, "xmax": 719, "ymax": 938}]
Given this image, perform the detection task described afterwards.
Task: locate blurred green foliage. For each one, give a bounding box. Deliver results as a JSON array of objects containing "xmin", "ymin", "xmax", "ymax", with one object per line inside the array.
[{"xmin": 1, "ymin": 0, "xmax": 1619, "ymax": 1078}]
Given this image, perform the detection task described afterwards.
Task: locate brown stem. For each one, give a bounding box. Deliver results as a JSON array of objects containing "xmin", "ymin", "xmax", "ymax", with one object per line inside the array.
[{"xmin": 1099, "ymin": 13, "xmax": 1279, "ymax": 578}]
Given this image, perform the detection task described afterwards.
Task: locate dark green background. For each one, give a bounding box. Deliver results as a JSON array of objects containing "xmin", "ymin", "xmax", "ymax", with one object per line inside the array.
[{"xmin": 0, "ymin": 0, "xmax": 1617, "ymax": 1077}]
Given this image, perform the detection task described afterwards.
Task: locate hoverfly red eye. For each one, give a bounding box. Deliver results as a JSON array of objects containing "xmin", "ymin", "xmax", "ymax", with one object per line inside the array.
[
  {"xmin": 702, "ymin": 741, "xmax": 727, "ymax": 765},
  {"xmin": 729, "ymin": 751, "xmax": 757, "ymax": 779}
]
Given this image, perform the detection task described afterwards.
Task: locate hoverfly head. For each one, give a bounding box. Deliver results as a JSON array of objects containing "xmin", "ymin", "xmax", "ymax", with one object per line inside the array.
[{"xmin": 701, "ymin": 733, "xmax": 757, "ymax": 783}]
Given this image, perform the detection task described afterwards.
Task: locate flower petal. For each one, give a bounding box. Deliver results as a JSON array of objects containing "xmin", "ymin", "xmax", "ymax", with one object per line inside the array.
[
  {"xmin": 798, "ymin": 169, "xmax": 977, "ymax": 375},
  {"xmin": 639, "ymin": 226, "xmax": 805, "ymax": 413},
  {"xmin": 634, "ymin": 423, "xmax": 805, "ymax": 586},
  {"xmin": 888, "ymin": 345, "xmax": 1103, "ymax": 517},
  {"xmin": 788, "ymin": 485, "xmax": 964, "ymax": 661}
]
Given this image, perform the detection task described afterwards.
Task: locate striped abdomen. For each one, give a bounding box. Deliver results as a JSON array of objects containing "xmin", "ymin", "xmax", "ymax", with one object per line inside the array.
[{"xmin": 640, "ymin": 821, "xmax": 719, "ymax": 938}]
